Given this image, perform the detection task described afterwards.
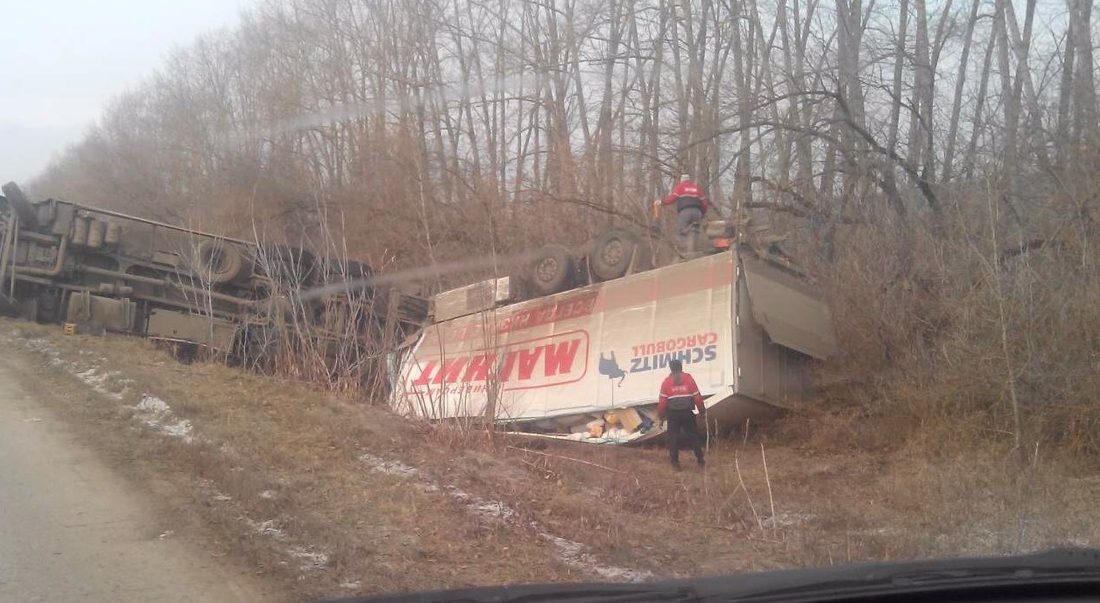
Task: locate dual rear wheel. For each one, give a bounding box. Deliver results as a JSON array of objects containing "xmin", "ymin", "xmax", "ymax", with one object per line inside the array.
[{"xmin": 526, "ymin": 229, "xmax": 652, "ymax": 297}]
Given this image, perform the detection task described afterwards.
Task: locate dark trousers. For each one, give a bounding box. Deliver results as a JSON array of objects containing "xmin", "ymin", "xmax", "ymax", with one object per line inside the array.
[
  {"xmin": 666, "ymin": 409, "xmax": 704, "ymax": 465},
  {"xmin": 676, "ymin": 207, "xmax": 703, "ymax": 252}
]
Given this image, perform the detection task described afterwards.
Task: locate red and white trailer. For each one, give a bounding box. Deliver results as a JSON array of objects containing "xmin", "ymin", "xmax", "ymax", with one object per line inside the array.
[{"xmin": 396, "ymin": 247, "xmax": 835, "ymax": 443}]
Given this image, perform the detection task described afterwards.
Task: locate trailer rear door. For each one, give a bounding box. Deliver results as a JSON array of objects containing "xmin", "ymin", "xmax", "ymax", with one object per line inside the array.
[{"xmin": 740, "ymin": 255, "xmax": 836, "ymax": 360}]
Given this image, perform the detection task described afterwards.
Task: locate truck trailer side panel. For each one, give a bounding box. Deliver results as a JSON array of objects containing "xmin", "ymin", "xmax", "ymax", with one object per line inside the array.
[
  {"xmin": 400, "ymin": 253, "xmax": 737, "ymax": 422},
  {"xmin": 398, "ymin": 247, "xmax": 835, "ymax": 439}
]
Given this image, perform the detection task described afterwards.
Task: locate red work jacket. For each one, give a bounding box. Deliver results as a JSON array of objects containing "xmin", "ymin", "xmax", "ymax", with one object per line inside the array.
[
  {"xmin": 657, "ymin": 372, "xmax": 705, "ymax": 417},
  {"xmin": 661, "ymin": 180, "xmax": 709, "ymax": 213}
]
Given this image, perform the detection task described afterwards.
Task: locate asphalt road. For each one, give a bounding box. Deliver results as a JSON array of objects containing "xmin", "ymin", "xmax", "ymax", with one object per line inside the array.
[{"xmin": 0, "ymin": 354, "xmax": 270, "ymax": 602}]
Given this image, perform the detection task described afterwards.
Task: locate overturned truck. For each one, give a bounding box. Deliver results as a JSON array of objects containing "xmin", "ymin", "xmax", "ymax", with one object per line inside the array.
[
  {"xmin": 0, "ymin": 182, "xmax": 426, "ymax": 385},
  {"xmin": 396, "ymin": 226, "xmax": 838, "ymax": 444}
]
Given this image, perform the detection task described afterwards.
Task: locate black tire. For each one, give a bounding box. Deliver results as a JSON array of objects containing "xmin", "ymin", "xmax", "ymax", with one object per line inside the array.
[
  {"xmin": 36, "ymin": 290, "xmax": 61, "ymax": 324},
  {"xmin": 1, "ymin": 181, "xmax": 39, "ymax": 228},
  {"xmin": 528, "ymin": 244, "xmax": 576, "ymax": 296},
  {"xmin": 575, "ymin": 238, "xmax": 598, "ymax": 285},
  {"xmin": 590, "ymin": 228, "xmax": 651, "ymax": 281},
  {"xmin": 260, "ymin": 244, "xmax": 317, "ymax": 287},
  {"xmin": 232, "ymin": 323, "xmax": 280, "ymax": 372},
  {"xmin": 323, "ymin": 258, "xmax": 374, "ymax": 281},
  {"xmin": 195, "ymin": 239, "xmax": 244, "ymax": 284},
  {"xmin": 323, "ymin": 258, "xmax": 376, "ymax": 301},
  {"xmin": 0, "ymin": 294, "xmax": 17, "ymax": 318}
]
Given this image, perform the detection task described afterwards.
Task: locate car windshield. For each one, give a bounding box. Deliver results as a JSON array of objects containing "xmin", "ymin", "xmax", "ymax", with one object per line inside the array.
[{"xmin": 2, "ymin": 1, "xmax": 1098, "ymax": 602}]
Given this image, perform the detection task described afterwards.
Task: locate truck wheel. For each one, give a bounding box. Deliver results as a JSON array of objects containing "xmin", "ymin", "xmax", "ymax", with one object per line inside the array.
[
  {"xmin": 0, "ymin": 294, "xmax": 17, "ymax": 317},
  {"xmin": 195, "ymin": 240, "xmax": 244, "ymax": 284},
  {"xmin": 232, "ymin": 323, "xmax": 279, "ymax": 371},
  {"xmin": 324, "ymin": 258, "xmax": 373, "ymax": 281},
  {"xmin": 529, "ymin": 244, "xmax": 575, "ymax": 296},
  {"xmin": 590, "ymin": 229, "xmax": 651, "ymax": 281},
  {"xmin": 324, "ymin": 258, "xmax": 376, "ymax": 300},
  {"xmin": 1, "ymin": 181, "xmax": 39, "ymax": 228},
  {"xmin": 260, "ymin": 244, "xmax": 317, "ymax": 288}
]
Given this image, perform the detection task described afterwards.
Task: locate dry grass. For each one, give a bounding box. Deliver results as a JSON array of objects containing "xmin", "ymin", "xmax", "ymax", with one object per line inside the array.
[
  {"xmin": 7, "ymin": 316, "xmax": 1100, "ymax": 601},
  {"xmin": 422, "ymin": 418, "xmax": 1100, "ymax": 576},
  {"xmin": 4, "ymin": 321, "xmax": 589, "ymax": 600}
]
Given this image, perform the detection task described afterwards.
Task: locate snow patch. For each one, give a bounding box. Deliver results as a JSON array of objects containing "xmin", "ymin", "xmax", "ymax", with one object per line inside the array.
[
  {"xmin": 246, "ymin": 517, "xmax": 330, "ymax": 572},
  {"xmin": 360, "ymin": 452, "xmax": 652, "ymax": 582},
  {"xmin": 75, "ymin": 367, "xmax": 126, "ymax": 399},
  {"xmin": 23, "ymin": 337, "xmax": 66, "ymax": 367},
  {"xmin": 287, "ymin": 546, "xmax": 330, "ymax": 571},
  {"xmin": 444, "ymin": 486, "xmax": 517, "ymax": 522},
  {"xmin": 24, "ymin": 337, "xmax": 54, "ymax": 353},
  {"xmin": 541, "ymin": 533, "xmax": 653, "ymax": 582},
  {"xmin": 259, "ymin": 490, "xmax": 278, "ymax": 500},
  {"xmin": 361, "ymin": 453, "xmax": 516, "ymax": 520},
  {"xmin": 133, "ymin": 394, "xmax": 194, "ymax": 443},
  {"xmin": 136, "ymin": 394, "xmax": 170, "ymax": 413},
  {"xmin": 359, "ymin": 453, "xmax": 420, "ymax": 478},
  {"xmin": 15, "ymin": 334, "xmax": 131, "ymax": 400},
  {"xmin": 159, "ymin": 419, "xmax": 194, "ymax": 440},
  {"xmin": 246, "ymin": 517, "xmax": 287, "ymax": 539}
]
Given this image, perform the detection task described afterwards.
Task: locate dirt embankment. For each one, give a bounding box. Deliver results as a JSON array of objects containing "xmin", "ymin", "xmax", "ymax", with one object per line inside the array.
[{"xmin": 5, "ymin": 319, "xmax": 1100, "ymax": 601}]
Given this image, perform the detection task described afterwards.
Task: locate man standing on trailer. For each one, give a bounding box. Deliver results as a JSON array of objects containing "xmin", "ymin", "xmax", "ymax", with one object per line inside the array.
[
  {"xmin": 654, "ymin": 174, "xmax": 709, "ymax": 252},
  {"xmin": 657, "ymin": 359, "xmax": 706, "ymax": 470}
]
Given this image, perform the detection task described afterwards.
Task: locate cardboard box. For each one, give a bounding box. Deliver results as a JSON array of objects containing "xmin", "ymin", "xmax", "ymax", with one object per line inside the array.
[{"xmin": 617, "ymin": 408, "xmax": 644, "ymax": 432}]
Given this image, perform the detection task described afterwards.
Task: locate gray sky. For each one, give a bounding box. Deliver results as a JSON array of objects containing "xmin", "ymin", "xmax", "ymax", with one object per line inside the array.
[{"xmin": 1, "ymin": 0, "xmax": 253, "ymax": 184}]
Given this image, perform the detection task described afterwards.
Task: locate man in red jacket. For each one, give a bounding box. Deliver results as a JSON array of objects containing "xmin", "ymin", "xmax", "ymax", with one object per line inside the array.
[
  {"xmin": 657, "ymin": 359, "xmax": 706, "ymax": 469},
  {"xmin": 654, "ymin": 174, "xmax": 709, "ymax": 252}
]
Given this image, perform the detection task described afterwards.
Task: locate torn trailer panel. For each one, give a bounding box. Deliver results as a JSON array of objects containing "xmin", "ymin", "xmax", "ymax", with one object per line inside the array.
[{"xmin": 395, "ymin": 247, "xmax": 836, "ymax": 443}]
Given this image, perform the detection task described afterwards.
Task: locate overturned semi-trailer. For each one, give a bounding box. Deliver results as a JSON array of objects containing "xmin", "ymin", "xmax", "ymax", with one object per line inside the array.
[
  {"xmin": 396, "ymin": 245, "xmax": 836, "ymax": 443},
  {"xmin": 0, "ymin": 182, "xmax": 426, "ymax": 381}
]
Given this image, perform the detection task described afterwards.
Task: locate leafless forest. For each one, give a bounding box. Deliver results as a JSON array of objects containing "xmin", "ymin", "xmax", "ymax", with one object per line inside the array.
[{"xmin": 30, "ymin": 0, "xmax": 1100, "ymax": 455}]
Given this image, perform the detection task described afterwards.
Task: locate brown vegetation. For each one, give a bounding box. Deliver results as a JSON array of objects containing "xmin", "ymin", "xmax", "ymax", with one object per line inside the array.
[
  {"xmin": 26, "ymin": 0, "xmax": 1100, "ymax": 461},
  {"xmin": 9, "ymin": 320, "xmax": 1100, "ymax": 602},
  {"xmin": 3, "ymin": 3, "xmax": 1098, "ymax": 598}
]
